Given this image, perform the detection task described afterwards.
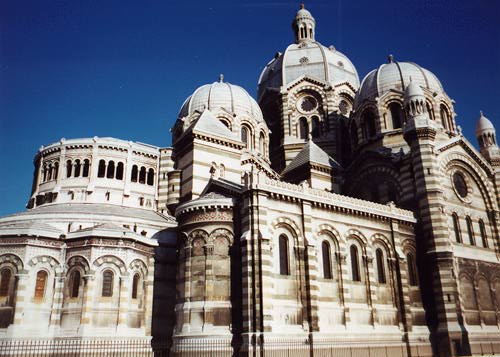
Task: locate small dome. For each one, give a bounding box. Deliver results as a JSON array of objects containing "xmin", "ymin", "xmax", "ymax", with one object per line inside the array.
[
  {"xmin": 295, "ymin": 4, "xmax": 315, "ymax": 22},
  {"xmin": 404, "ymin": 79, "xmax": 425, "ymax": 100},
  {"xmin": 356, "ymin": 58, "xmax": 444, "ymax": 107},
  {"xmin": 258, "ymin": 42, "xmax": 359, "ymax": 101},
  {"xmin": 476, "ymin": 111, "xmax": 495, "ymax": 136},
  {"xmin": 178, "ymin": 77, "xmax": 263, "ymax": 123}
]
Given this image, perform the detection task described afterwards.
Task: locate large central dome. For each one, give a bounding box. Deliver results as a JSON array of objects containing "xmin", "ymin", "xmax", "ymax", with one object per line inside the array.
[{"xmin": 257, "ymin": 5, "xmax": 359, "ymax": 101}]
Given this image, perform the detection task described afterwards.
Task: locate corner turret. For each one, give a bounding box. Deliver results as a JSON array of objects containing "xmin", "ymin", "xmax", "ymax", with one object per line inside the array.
[{"xmin": 476, "ymin": 111, "xmax": 500, "ymax": 162}]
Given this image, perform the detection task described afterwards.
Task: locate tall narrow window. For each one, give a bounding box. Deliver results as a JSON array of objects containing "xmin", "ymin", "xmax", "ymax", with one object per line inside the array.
[
  {"xmin": 350, "ymin": 122, "xmax": 358, "ymax": 147},
  {"xmin": 389, "ymin": 102, "xmax": 403, "ymax": 129},
  {"xmin": 279, "ymin": 234, "xmax": 290, "ymax": 275},
  {"xmin": 101, "ymin": 270, "xmax": 114, "ymax": 297},
  {"xmin": 139, "ymin": 166, "xmax": 146, "ymax": 184},
  {"xmin": 466, "ymin": 216, "xmax": 475, "ymax": 245},
  {"xmin": 82, "ymin": 159, "xmax": 90, "ymax": 177},
  {"xmin": 147, "ymin": 168, "xmax": 155, "ymax": 186},
  {"xmin": 376, "ymin": 248, "xmax": 386, "ymax": 284},
  {"xmin": 53, "ymin": 162, "xmax": 59, "ymax": 180},
  {"xmin": 440, "ymin": 104, "xmax": 450, "ymax": 130},
  {"xmin": 321, "ymin": 241, "xmax": 332, "ymax": 279},
  {"xmin": 106, "ymin": 161, "xmax": 115, "ymax": 179},
  {"xmin": 311, "ymin": 116, "xmax": 320, "ymax": 138},
  {"xmin": 350, "ymin": 245, "xmax": 361, "ymax": 282},
  {"xmin": 116, "ymin": 162, "xmax": 124, "ymax": 180},
  {"xmin": 70, "ymin": 271, "xmax": 80, "ymax": 298},
  {"xmin": 479, "ymin": 219, "xmax": 488, "ymax": 248},
  {"xmin": 259, "ymin": 132, "xmax": 266, "ymax": 156},
  {"xmin": 0, "ymin": 268, "xmax": 11, "ymax": 296},
  {"xmin": 131, "ymin": 165, "xmax": 138, "ymax": 182},
  {"xmin": 73, "ymin": 159, "xmax": 81, "ymax": 177},
  {"xmin": 452, "ymin": 213, "xmax": 461, "ymax": 243},
  {"xmin": 407, "ymin": 253, "xmax": 418, "ymax": 286},
  {"xmin": 241, "ymin": 125, "xmax": 251, "ymax": 149},
  {"xmin": 34, "ymin": 271, "xmax": 48, "ymax": 299},
  {"xmin": 98, "ymin": 160, "xmax": 106, "ymax": 178},
  {"xmin": 362, "ymin": 111, "xmax": 376, "ymax": 138},
  {"xmin": 66, "ymin": 160, "xmax": 73, "ymax": 178},
  {"xmin": 132, "ymin": 273, "xmax": 140, "ymax": 299},
  {"xmin": 299, "ymin": 117, "xmax": 308, "ymax": 139}
]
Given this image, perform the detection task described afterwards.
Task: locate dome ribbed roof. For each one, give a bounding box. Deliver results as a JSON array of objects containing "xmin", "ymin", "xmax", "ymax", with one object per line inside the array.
[
  {"xmin": 476, "ymin": 111, "xmax": 495, "ymax": 136},
  {"xmin": 258, "ymin": 42, "xmax": 359, "ymax": 101},
  {"xmin": 178, "ymin": 79, "xmax": 263, "ymax": 123},
  {"xmin": 356, "ymin": 60, "xmax": 444, "ymax": 107}
]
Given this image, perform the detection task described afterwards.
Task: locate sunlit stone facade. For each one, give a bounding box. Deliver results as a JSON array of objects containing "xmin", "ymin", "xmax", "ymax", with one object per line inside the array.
[{"xmin": 1, "ymin": 4, "xmax": 500, "ymax": 357}]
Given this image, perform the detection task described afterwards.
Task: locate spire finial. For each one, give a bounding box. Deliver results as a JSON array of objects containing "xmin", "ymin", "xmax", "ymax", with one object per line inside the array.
[
  {"xmin": 480, "ymin": 110, "xmax": 484, "ymax": 117},
  {"xmin": 300, "ymin": 3, "xmax": 305, "ymax": 9},
  {"xmin": 388, "ymin": 54, "xmax": 394, "ymax": 63},
  {"xmin": 219, "ymin": 74, "xmax": 224, "ymax": 83}
]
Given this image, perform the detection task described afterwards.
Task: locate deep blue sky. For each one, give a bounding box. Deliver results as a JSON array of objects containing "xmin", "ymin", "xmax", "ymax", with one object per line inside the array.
[{"xmin": 1, "ymin": 0, "xmax": 499, "ymax": 216}]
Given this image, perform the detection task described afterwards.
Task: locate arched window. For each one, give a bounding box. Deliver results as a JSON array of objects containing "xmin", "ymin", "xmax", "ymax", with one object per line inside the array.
[
  {"xmin": 70, "ymin": 271, "xmax": 80, "ymax": 298},
  {"xmin": 389, "ymin": 102, "xmax": 403, "ymax": 129},
  {"xmin": 139, "ymin": 166, "xmax": 146, "ymax": 184},
  {"xmin": 321, "ymin": 241, "xmax": 332, "ymax": 279},
  {"xmin": 299, "ymin": 117, "xmax": 308, "ymax": 139},
  {"xmin": 132, "ymin": 273, "xmax": 140, "ymax": 299},
  {"xmin": 362, "ymin": 111, "xmax": 376, "ymax": 138},
  {"xmin": 376, "ymin": 248, "xmax": 386, "ymax": 284},
  {"xmin": 350, "ymin": 245, "xmax": 361, "ymax": 282},
  {"xmin": 279, "ymin": 234, "xmax": 290, "ymax": 275},
  {"xmin": 407, "ymin": 253, "xmax": 418, "ymax": 286},
  {"xmin": 466, "ymin": 216, "xmax": 475, "ymax": 245},
  {"xmin": 106, "ymin": 161, "xmax": 115, "ymax": 179},
  {"xmin": 241, "ymin": 125, "xmax": 252, "ymax": 149},
  {"xmin": 116, "ymin": 162, "xmax": 124, "ymax": 180},
  {"xmin": 98, "ymin": 160, "xmax": 106, "ymax": 178},
  {"xmin": 350, "ymin": 122, "xmax": 358, "ymax": 147},
  {"xmin": 479, "ymin": 219, "xmax": 488, "ymax": 248},
  {"xmin": 131, "ymin": 165, "xmax": 138, "ymax": 182},
  {"xmin": 311, "ymin": 116, "xmax": 320, "ymax": 138},
  {"xmin": 101, "ymin": 270, "xmax": 114, "ymax": 297},
  {"xmin": 219, "ymin": 119, "xmax": 231, "ymax": 129},
  {"xmin": 48, "ymin": 163, "xmax": 54, "ymax": 181},
  {"xmin": 0, "ymin": 268, "xmax": 12, "ymax": 296},
  {"xmin": 259, "ymin": 132, "xmax": 266, "ymax": 156},
  {"xmin": 53, "ymin": 162, "xmax": 59, "ymax": 180},
  {"xmin": 147, "ymin": 168, "xmax": 155, "ymax": 186},
  {"xmin": 440, "ymin": 104, "xmax": 450, "ymax": 130},
  {"xmin": 82, "ymin": 159, "xmax": 90, "ymax": 177},
  {"xmin": 72, "ymin": 159, "xmax": 80, "ymax": 177},
  {"xmin": 66, "ymin": 160, "xmax": 73, "ymax": 178},
  {"xmin": 426, "ymin": 102, "xmax": 434, "ymax": 120},
  {"xmin": 452, "ymin": 213, "xmax": 461, "ymax": 243},
  {"xmin": 34, "ymin": 271, "xmax": 48, "ymax": 299},
  {"xmin": 42, "ymin": 165, "xmax": 48, "ymax": 182}
]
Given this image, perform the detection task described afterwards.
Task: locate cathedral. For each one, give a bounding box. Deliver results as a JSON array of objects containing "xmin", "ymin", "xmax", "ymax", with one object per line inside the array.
[{"xmin": 1, "ymin": 5, "xmax": 500, "ymax": 357}]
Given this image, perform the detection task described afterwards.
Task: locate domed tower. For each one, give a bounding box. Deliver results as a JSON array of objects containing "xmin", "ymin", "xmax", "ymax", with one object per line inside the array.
[
  {"xmin": 476, "ymin": 111, "xmax": 500, "ymax": 161},
  {"xmin": 351, "ymin": 56, "xmax": 455, "ymax": 155},
  {"xmin": 171, "ymin": 76, "xmax": 271, "ymax": 203},
  {"xmin": 258, "ymin": 4, "xmax": 359, "ymax": 172}
]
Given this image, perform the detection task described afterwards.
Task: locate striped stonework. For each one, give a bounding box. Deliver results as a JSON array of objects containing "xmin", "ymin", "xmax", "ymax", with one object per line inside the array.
[
  {"xmin": 117, "ymin": 273, "xmax": 130, "ymax": 327},
  {"xmin": 405, "ymin": 126, "xmax": 464, "ymax": 356},
  {"xmin": 12, "ymin": 273, "xmax": 29, "ymax": 326},
  {"xmin": 144, "ymin": 257, "xmax": 155, "ymax": 335},
  {"xmin": 49, "ymin": 272, "xmax": 65, "ymax": 327},
  {"xmin": 79, "ymin": 274, "xmax": 95, "ymax": 329}
]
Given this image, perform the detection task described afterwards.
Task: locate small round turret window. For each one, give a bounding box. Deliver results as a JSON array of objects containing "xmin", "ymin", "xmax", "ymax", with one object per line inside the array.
[
  {"xmin": 300, "ymin": 96, "xmax": 317, "ymax": 112},
  {"xmin": 453, "ymin": 172, "xmax": 468, "ymax": 198}
]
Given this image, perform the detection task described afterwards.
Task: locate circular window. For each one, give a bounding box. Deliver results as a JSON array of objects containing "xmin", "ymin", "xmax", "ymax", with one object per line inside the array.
[
  {"xmin": 453, "ymin": 172, "xmax": 468, "ymax": 198},
  {"xmin": 299, "ymin": 96, "xmax": 318, "ymax": 113},
  {"xmin": 339, "ymin": 100, "xmax": 350, "ymax": 116}
]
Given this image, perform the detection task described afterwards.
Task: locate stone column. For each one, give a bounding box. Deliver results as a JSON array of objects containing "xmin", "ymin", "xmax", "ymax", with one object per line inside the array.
[
  {"xmin": 86, "ymin": 139, "xmax": 99, "ymax": 193},
  {"xmin": 144, "ymin": 256, "xmax": 155, "ymax": 335},
  {"xmin": 48, "ymin": 271, "xmax": 65, "ymax": 331},
  {"xmin": 11, "ymin": 272, "xmax": 29, "ymax": 329},
  {"xmin": 117, "ymin": 273, "xmax": 130, "ymax": 330},
  {"xmin": 78, "ymin": 274, "xmax": 95, "ymax": 334},
  {"xmin": 336, "ymin": 252, "xmax": 348, "ymax": 326},
  {"xmin": 363, "ymin": 254, "xmax": 376, "ymax": 326}
]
